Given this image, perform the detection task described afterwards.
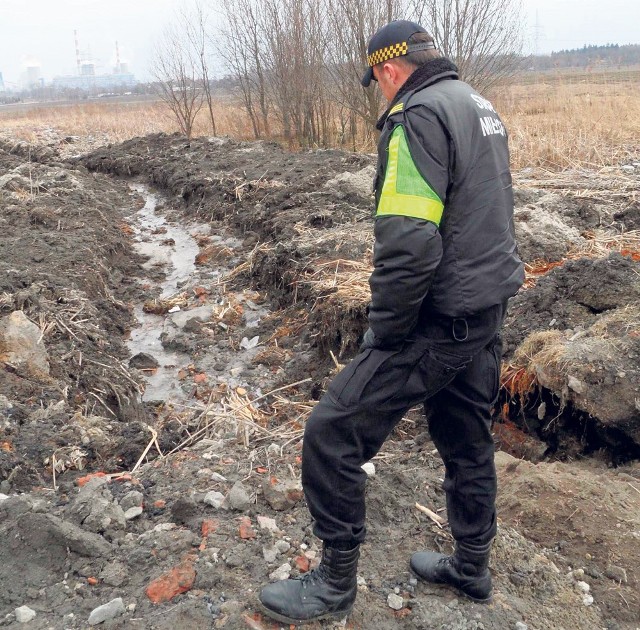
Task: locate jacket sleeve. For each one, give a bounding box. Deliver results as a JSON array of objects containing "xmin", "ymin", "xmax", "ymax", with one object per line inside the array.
[{"xmin": 367, "ymin": 108, "xmax": 451, "ymax": 349}]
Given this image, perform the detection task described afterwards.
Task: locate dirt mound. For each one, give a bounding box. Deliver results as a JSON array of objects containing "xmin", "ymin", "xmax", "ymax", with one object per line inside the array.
[
  {"xmin": 0, "ymin": 432, "xmax": 613, "ymax": 630},
  {"xmin": 502, "ymin": 253, "xmax": 640, "ymax": 457},
  {"xmin": 0, "ymin": 146, "xmax": 153, "ymax": 490},
  {"xmin": 496, "ymin": 451, "xmax": 640, "ymax": 625}
]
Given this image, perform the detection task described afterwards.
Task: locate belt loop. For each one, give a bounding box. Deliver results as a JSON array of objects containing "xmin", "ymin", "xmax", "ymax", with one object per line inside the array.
[{"xmin": 452, "ymin": 318, "xmax": 469, "ymax": 342}]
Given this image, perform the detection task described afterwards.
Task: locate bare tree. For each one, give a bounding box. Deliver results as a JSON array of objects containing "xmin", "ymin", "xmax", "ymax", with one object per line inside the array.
[
  {"xmin": 151, "ymin": 23, "xmax": 205, "ymax": 139},
  {"xmin": 325, "ymin": 0, "xmax": 403, "ymax": 139},
  {"xmin": 261, "ymin": 0, "xmax": 330, "ymax": 147},
  {"xmin": 218, "ymin": 0, "xmax": 271, "ymax": 139},
  {"xmin": 184, "ymin": 2, "xmax": 217, "ymax": 136},
  {"xmin": 408, "ymin": 0, "xmax": 524, "ymax": 92}
]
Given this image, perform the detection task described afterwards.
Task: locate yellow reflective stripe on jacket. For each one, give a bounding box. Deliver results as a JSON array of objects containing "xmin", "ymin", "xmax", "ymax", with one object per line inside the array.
[{"xmin": 376, "ymin": 125, "xmax": 444, "ymax": 226}]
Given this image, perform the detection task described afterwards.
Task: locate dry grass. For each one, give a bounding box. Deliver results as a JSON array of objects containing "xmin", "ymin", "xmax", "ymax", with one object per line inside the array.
[
  {"xmin": 0, "ymin": 97, "xmax": 251, "ymax": 146},
  {"xmin": 493, "ymin": 74, "xmax": 640, "ymax": 170},
  {"xmin": 301, "ymin": 258, "xmax": 372, "ymax": 309},
  {"xmin": 2, "ymin": 69, "xmax": 638, "ymax": 171}
]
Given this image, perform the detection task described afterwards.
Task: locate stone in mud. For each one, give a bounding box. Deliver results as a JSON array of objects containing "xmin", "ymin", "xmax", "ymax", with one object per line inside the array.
[
  {"xmin": 14, "ymin": 606, "xmax": 36, "ymax": 623},
  {"xmin": 227, "ymin": 481, "xmax": 252, "ymax": 511},
  {"xmin": 0, "ymin": 310, "xmax": 50, "ymax": 376},
  {"xmin": 129, "ymin": 352, "xmax": 159, "ymax": 369},
  {"xmin": 170, "ymin": 497, "xmax": 200, "ymax": 524},
  {"xmin": 169, "ymin": 305, "xmax": 212, "ymax": 329},
  {"xmin": 68, "ymin": 477, "xmax": 126, "ymax": 533},
  {"xmin": 269, "ymin": 562, "xmax": 292, "ymax": 581},
  {"xmin": 99, "ymin": 560, "xmax": 129, "ymax": 587},
  {"xmin": 124, "ymin": 506, "xmax": 143, "ymax": 520},
  {"xmin": 257, "ymin": 515, "xmax": 279, "ymax": 533},
  {"xmin": 15, "ymin": 512, "xmax": 112, "ymax": 557},
  {"xmin": 262, "ymin": 477, "xmax": 303, "ymax": 511},
  {"xmin": 88, "ymin": 597, "xmax": 125, "ymax": 625},
  {"xmin": 263, "ymin": 544, "xmax": 279, "ymax": 563},
  {"xmin": 387, "ymin": 593, "xmax": 404, "ymax": 610},
  {"xmin": 203, "ymin": 491, "xmax": 227, "ymax": 510},
  {"xmin": 120, "ymin": 490, "xmax": 144, "ymax": 512}
]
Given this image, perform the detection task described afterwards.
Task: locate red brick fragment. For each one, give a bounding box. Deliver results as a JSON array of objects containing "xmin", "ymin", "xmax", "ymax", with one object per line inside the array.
[
  {"xmin": 145, "ymin": 560, "xmax": 196, "ymax": 603},
  {"xmin": 239, "ymin": 516, "xmax": 256, "ymax": 540},
  {"xmin": 201, "ymin": 519, "xmax": 219, "ymax": 537},
  {"xmin": 294, "ymin": 555, "xmax": 310, "ymax": 573},
  {"xmin": 76, "ymin": 472, "xmax": 107, "ymax": 487}
]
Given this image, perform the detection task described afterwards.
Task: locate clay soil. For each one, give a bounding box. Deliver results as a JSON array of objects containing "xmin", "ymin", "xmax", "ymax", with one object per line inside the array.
[{"xmin": 0, "ymin": 132, "xmax": 639, "ymax": 629}]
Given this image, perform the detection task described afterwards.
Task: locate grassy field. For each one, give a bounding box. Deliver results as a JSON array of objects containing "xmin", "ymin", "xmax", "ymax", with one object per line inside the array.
[{"xmin": 1, "ymin": 70, "xmax": 638, "ymax": 171}]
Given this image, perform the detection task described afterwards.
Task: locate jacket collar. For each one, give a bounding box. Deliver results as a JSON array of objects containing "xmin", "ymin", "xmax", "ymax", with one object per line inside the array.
[{"xmin": 376, "ymin": 58, "xmax": 459, "ymax": 130}]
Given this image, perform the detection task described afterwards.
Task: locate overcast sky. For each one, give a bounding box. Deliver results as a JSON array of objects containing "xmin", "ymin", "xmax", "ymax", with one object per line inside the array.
[{"xmin": 0, "ymin": 0, "xmax": 638, "ymax": 87}]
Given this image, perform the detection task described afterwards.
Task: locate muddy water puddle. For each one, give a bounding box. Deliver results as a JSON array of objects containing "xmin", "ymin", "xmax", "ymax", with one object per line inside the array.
[
  {"xmin": 126, "ymin": 184, "xmax": 271, "ymax": 405},
  {"xmin": 127, "ymin": 184, "xmax": 212, "ymax": 402}
]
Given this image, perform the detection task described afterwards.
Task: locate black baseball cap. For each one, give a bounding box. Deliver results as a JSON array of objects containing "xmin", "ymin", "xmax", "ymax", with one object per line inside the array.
[{"xmin": 361, "ymin": 20, "xmax": 436, "ymax": 87}]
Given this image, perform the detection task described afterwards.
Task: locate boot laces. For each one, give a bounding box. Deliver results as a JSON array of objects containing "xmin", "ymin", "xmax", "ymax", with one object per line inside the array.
[
  {"xmin": 438, "ymin": 555, "xmax": 454, "ymax": 568},
  {"xmin": 297, "ymin": 564, "xmax": 330, "ymax": 589}
]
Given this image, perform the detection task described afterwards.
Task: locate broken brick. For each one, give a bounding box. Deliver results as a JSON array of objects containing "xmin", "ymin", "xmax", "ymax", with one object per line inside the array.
[
  {"xmin": 201, "ymin": 519, "xmax": 219, "ymax": 538},
  {"xmin": 76, "ymin": 472, "xmax": 107, "ymax": 487},
  {"xmin": 145, "ymin": 560, "xmax": 196, "ymax": 604},
  {"xmin": 294, "ymin": 555, "xmax": 310, "ymax": 573},
  {"xmin": 239, "ymin": 516, "xmax": 256, "ymax": 540}
]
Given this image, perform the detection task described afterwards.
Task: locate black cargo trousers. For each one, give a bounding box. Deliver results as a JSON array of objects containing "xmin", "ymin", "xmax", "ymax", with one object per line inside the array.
[{"xmin": 301, "ymin": 302, "xmax": 506, "ymax": 548}]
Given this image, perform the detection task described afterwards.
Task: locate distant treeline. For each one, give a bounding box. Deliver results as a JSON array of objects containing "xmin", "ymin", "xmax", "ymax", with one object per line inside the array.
[{"xmin": 531, "ymin": 44, "xmax": 640, "ymax": 70}]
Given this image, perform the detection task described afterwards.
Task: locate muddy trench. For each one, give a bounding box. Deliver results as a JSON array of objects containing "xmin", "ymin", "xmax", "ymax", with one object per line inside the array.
[{"xmin": 122, "ymin": 179, "xmax": 638, "ymax": 472}]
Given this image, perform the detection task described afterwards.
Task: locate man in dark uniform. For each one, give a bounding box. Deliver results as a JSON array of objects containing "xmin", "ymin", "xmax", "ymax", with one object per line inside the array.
[{"xmin": 259, "ymin": 19, "xmax": 524, "ymax": 625}]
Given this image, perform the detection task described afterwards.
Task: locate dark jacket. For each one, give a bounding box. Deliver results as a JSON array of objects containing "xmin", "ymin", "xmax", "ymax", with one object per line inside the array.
[{"xmin": 367, "ymin": 58, "xmax": 524, "ymax": 349}]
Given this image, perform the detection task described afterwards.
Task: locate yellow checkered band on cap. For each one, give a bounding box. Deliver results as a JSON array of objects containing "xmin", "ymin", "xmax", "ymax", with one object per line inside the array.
[{"xmin": 367, "ymin": 42, "xmax": 408, "ymax": 67}]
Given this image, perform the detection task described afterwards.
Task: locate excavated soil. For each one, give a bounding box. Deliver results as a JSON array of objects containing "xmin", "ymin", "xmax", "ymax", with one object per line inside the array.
[{"xmin": 0, "ymin": 132, "xmax": 639, "ymax": 629}]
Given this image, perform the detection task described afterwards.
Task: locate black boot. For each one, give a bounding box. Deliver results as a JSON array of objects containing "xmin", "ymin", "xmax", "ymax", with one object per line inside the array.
[
  {"xmin": 259, "ymin": 544, "xmax": 359, "ymax": 625},
  {"xmin": 410, "ymin": 541, "xmax": 493, "ymax": 603}
]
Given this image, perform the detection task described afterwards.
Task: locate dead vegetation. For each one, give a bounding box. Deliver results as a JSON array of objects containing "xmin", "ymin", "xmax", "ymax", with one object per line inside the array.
[
  {"xmin": 524, "ymin": 229, "xmax": 640, "ymax": 287},
  {"xmin": 2, "ymin": 70, "xmax": 639, "ymax": 170}
]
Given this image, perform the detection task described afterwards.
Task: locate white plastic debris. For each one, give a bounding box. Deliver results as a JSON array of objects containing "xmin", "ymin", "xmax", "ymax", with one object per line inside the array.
[
  {"xmin": 361, "ymin": 462, "xmax": 376, "ymax": 477},
  {"xmin": 240, "ymin": 335, "xmax": 260, "ymax": 349}
]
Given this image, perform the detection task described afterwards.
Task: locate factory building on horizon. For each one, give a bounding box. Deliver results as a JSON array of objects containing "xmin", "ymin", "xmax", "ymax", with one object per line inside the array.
[
  {"xmin": 52, "ymin": 33, "xmax": 137, "ymax": 91},
  {"xmin": 52, "ymin": 67, "xmax": 137, "ymax": 91}
]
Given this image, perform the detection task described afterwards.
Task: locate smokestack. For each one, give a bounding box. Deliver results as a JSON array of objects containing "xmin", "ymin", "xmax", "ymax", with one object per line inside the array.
[
  {"xmin": 74, "ymin": 29, "xmax": 81, "ymax": 76},
  {"xmin": 115, "ymin": 40, "xmax": 121, "ymax": 74}
]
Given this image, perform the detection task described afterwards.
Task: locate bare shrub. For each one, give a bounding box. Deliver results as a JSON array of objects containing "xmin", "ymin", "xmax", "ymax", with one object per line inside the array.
[
  {"xmin": 151, "ymin": 17, "xmax": 206, "ymax": 138},
  {"xmin": 408, "ymin": 0, "xmax": 525, "ymax": 93}
]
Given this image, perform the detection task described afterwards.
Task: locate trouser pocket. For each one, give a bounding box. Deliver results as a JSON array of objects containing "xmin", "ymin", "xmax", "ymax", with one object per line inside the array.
[
  {"xmin": 328, "ymin": 340, "xmax": 473, "ymax": 412},
  {"xmin": 328, "ymin": 347, "xmax": 402, "ymax": 408},
  {"xmin": 397, "ymin": 346, "xmax": 472, "ymax": 408}
]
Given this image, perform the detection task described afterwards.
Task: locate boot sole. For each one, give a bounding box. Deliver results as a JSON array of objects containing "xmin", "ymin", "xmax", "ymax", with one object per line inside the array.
[
  {"xmin": 258, "ymin": 602, "xmax": 353, "ymax": 626},
  {"xmin": 410, "ymin": 567, "xmax": 493, "ymax": 604}
]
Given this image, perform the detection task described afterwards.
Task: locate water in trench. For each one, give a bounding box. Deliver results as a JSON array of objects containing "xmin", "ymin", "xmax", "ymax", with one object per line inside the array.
[{"xmin": 127, "ymin": 183, "xmax": 209, "ymax": 402}]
